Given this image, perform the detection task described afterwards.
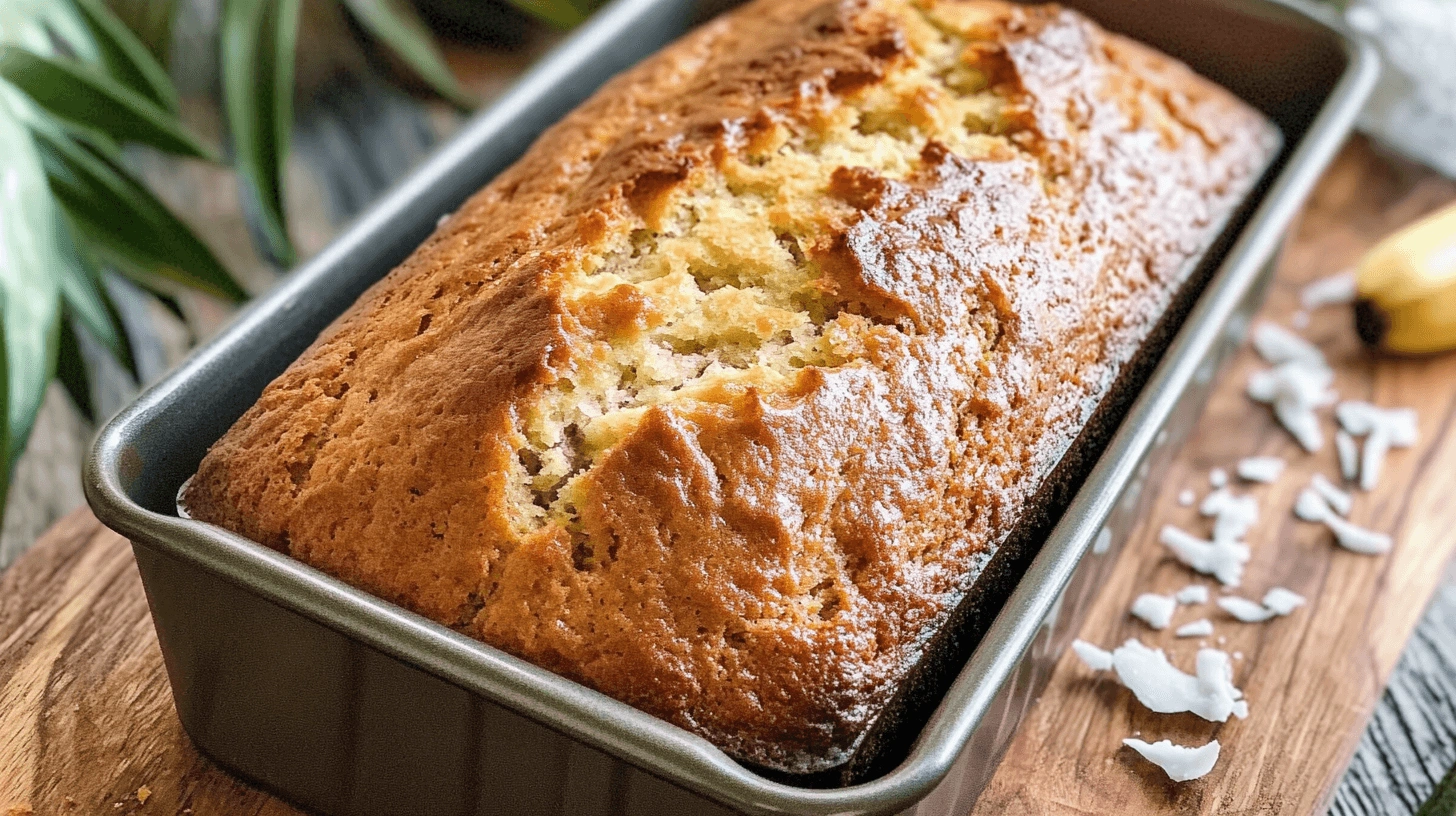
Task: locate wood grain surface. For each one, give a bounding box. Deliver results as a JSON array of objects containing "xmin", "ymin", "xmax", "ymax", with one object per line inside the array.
[
  {"xmin": 969, "ymin": 138, "xmax": 1456, "ymax": 814},
  {"xmin": 0, "ymin": 138, "xmax": 1453, "ymax": 816}
]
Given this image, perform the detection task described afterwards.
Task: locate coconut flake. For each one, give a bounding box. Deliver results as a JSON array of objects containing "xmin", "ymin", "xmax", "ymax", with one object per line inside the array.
[
  {"xmin": 1294, "ymin": 488, "xmax": 1393, "ymax": 555},
  {"xmin": 1262, "ymin": 587, "xmax": 1307, "ymax": 615},
  {"xmin": 1159, "ymin": 525, "xmax": 1251, "ymax": 587},
  {"xmin": 1336, "ymin": 430, "xmax": 1360, "ymax": 482},
  {"xmin": 1123, "ymin": 738, "xmax": 1221, "ymax": 782},
  {"xmin": 1237, "ymin": 456, "xmax": 1286, "ymax": 483},
  {"xmin": 1209, "ymin": 468, "xmax": 1228, "ymax": 488},
  {"xmin": 1201, "ymin": 489, "xmax": 1260, "ymax": 542},
  {"xmin": 1327, "ymin": 514, "xmax": 1394, "ymax": 555},
  {"xmin": 1248, "ymin": 360, "xmax": 1336, "ymax": 452},
  {"xmin": 1130, "ymin": 593, "xmax": 1178, "ymax": 629},
  {"xmin": 1311, "ymin": 473, "xmax": 1353, "ymax": 516},
  {"xmin": 1178, "ymin": 489, "xmax": 1196, "ymax": 507},
  {"xmin": 1252, "ymin": 322, "xmax": 1325, "ymax": 366},
  {"xmin": 1072, "ymin": 639, "xmax": 1114, "ymax": 671},
  {"xmin": 1336, "ymin": 402, "xmax": 1419, "ymax": 491},
  {"xmin": 1218, "ymin": 596, "xmax": 1277, "ymax": 622},
  {"xmin": 1109, "ymin": 640, "xmax": 1248, "ymax": 722},
  {"xmin": 1176, "ymin": 619, "xmax": 1215, "ymax": 638},
  {"xmin": 1176, "ymin": 584, "xmax": 1210, "ymax": 605},
  {"xmin": 1300, "ymin": 270, "xmax": 1358, "ymax": 310}
]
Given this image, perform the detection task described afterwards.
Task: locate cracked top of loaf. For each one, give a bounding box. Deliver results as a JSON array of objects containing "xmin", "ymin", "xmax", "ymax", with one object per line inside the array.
[{"xmin": 184, "ymin": 0, "xmax": 1277, "ymax": 775}]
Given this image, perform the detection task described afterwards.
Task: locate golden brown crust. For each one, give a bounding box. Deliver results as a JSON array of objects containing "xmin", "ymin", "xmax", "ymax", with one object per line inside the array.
[{"xmin": 185, "ymin": 0, "xmax": 1277, "ymax": 775}]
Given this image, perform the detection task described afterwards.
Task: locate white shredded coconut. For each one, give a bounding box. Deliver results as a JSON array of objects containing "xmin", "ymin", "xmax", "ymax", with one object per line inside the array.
[
  {"xmin": 1311, "ymin": 473, "xmax": 1353, "ymax": 516},
  {"xmin": 1219, "ymin": 596, "xmax": 1277, "ymax": 622},
  {"xmin": 1336, "ymin": 402, "xmax": 1418, "ymax": 490},
  {"xmin": 1336, "ymin": 430, "xmax": 1360, "ymax": 482},
  {"xmin": 1200, "ymin": 488, "xmax": 1260, "ymax": 542},
  {"xmin": 1236, "ymin": 456, "xmax": 1286, "ymax": 483},
  {"xmin": 1252, "ymin": 322, "xmax": 1326, "ymax": 366},
  {"xmin": 1176, "ymin": 584, "xmax": 1210, "ymax": 605},
  {"xmin": 1178, "ymin": 489, "xmax": 1196, "ymax": 507},
  {"xmin": 1123, "ymin": 738, "xmax": 1221, "ymax": 782},
  {"xmin": 1247, "ymin": 360, "xmax": 1336, "ymax": 452},
  {"xmin": 1108, "ymin": 639, "xmax": 1249, "ymax": 722},
  {"xmin": 1072, "ymin": 639, "xmax": 1114, "ymax": 671},
  {"xmin": 1159, "ymin": 525, "xmax": 1251, "ymax": 587},
  {"xmin": 1176, "ymin": 619, "xmax": 1215, "ymax": 638},
  {"xmin": 1093, "ymin": 527, "xmax": 1112, "ymax": 555},
  {"xmin": 1294, "ymin": 487, "xmax": 1394, "ymax": 555},
  {"xmin": 1131, "ymin": 593, "xmax": 1178, "ymax": 629},
  {"xmin": 1262, "ymin": 587, "xmax": 1307, "ymax": 615},
  {"xmin": 1209, "ymin": 468, "xmax": 1228, "ymax": 488},
  {"xmin": 1300, "ymin": 270, "xmax": 1358, "ymax": 310}
]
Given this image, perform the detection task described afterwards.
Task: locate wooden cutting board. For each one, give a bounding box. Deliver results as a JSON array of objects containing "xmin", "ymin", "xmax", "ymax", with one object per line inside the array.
[{"xmin": 1, "ymin": 137, "xmax": 1453, "ymax": 816}]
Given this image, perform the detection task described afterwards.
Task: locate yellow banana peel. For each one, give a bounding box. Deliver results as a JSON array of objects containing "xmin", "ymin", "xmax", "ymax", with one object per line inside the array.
[{"xmin": 1355, "ymin": 201, "xmax": 1456, "ymax": 354}]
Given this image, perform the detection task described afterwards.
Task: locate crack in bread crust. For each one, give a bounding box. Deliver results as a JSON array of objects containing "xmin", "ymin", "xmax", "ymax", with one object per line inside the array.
[{"xmin": 184, "ymin": 0, "xmax": 1278, "ymax": 776}]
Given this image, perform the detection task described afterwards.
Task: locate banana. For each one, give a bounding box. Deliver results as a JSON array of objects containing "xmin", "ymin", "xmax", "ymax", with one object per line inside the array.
[{"xmin": 1354, "ymin": 201, "xmax": 1456, "ymax": 354}]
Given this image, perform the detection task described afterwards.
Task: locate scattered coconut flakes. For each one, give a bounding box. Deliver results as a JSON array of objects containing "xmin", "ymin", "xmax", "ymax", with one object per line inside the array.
[
  {"xmin": 1252, "ymin": 322, "xmax": 1326, "ymax": 366},
  {"xmin": 1218, "ymin": 596, "xmax": 1277, "ymax": 622},
  {"xmin": 1311, "ymin": 473, "xmax": 1353, "ymax": 516},
  {"xmin": 1336, "ymin": 401, "xmax": 1419, "ymax": 490},
  {"xmin": 1093, "ymin": 527, "xmax": 1112, "ymax": 555},
  {"xmin": 1176, "ymin": 584, "xmax": 1210, "ymax": 605},
  {"xmin": 1178, "ymin": 489, "xmax": 1196, "ymax": 507},
  {"xmin": 1200, "ymin": 489, "xmax": 1260, "ymax": 542},
  {"xmin": 1123, "ymin": 738, "xmax": 1221, "ymax": 782},
  {"xmin": 1160, "ymin": 525, "xmax": 1251, "ymax": 587},
  {"xmin": 1237, "ymin": 455, "xmax": 1286, "ymax": 483},
  {"xmin": 1131, "ymin": 593, "xmax": 1178, "ymax": 629},
  {"xmin": 1295, "ymin": 487, "xmax": 1331, "ymax": 522},
  {"xmin": 1176, "ymin": 619, "xmax": 1215, "ymax": 638},
  {"xmin": 1108, "ymin": 639, "xmax": 1248, "ymax": 721},
  {"xmin": 1300, "ymin": 269, "xmax": 1358, "ymax": 310},
  {"xmin": 1336, "ymin": 430, "xmax": 1360, "ymax": 482},
  {"xmin": 1072, "ymin": 639, "xmax": 1114, "ymax": 671},
  {"xmin": 1247, "ymin": 360, "xmax": 1336, "ymax": 452},
  {"xmin": 1209, "ymin": 467, "xmax": 1228, "ymax": 488},
  {"xmin": 1327, "ymin": 514, "xmax": 1394, "ymax": 555},
  {"xmin": 1262, "ymin": 587, "xmax": 1307, "ymax": 615},
  {"xmin": 1294, "ymin": 488, "xmax": 1393, "ymax": 555}
]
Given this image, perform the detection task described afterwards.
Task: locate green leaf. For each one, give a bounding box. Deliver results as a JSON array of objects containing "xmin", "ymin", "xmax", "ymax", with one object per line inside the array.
[
  {"xmin": 500, "ymin": 0, "xmax": 591, "ymax": 29},
  {"xmin": 220, "ymin": 0, "xmax": 298, "ymax": 265},
  {"xmin": 55, "ymin": 316, "xmax": 94, "ymax": 422},
  {"xmin": 0, "ymin": 92, "xmax": 62, "ymax": 471},
  {"xmin": 0, "ymin": 46, "xmax": 215, "ymax": 160},
  {"xmin": 53, "ymin": 216, "xmax": 134, "ymax": 376},
  {"xmin": 101, "ymin": 0, "xmax": 179, "ymax": 67},
  {"xmin": 68, "ymin": 0, "xmax": 181, "ymax": 114},
  {"xmin": 32, "ymin": 122, "xmax": 246, "ymax": 302},
  {"xmin": 339, "ymin": 0, "xmax": 476, "ymax": 108},
  {"xmin": 1418, "ymin": 761, "xmax": 1456, "ymax": 816}
]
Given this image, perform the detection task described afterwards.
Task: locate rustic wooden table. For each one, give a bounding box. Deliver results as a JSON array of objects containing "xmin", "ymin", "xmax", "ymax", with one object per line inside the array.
[{"xmin": 0, "ymin": 26, "xmax": 1453, "ymax": 812}]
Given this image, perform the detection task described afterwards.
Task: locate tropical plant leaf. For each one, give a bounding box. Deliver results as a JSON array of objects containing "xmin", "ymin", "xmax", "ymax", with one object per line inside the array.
[
  {"xmin": 0, "ymin": 92, "xmax": 62, "ymax": 471},
  {"xmin": 55, "ymin": 316, "xmax": 94, "ymax": 422},
  {"xmin": 68, "ymin": 0, "xmax": 181, "ymax": 114},
  {"xmin": 101, "ymin": 0, "xmax": 179, "ymax": 67},
  {"xmin": 33, "ymin": 122, "xmax": 246, "ymax": 303},
  {"xmin": 339, "ymin": 0, "xmax": 475, "ymax": 107},
  {"xmin": 52, "ymin": 217, "xmax": 134, "ymax": 376},
  {"xmin": 0, "ymin": 46, "xmax": 214, "ymax": 160},
  {"xmin": 499, "ymin": 0, "xmax": 591, "ymax": 29},
  {"xmin": 220, "ymin": 0, "xmax": 298, "ymax": 265}
]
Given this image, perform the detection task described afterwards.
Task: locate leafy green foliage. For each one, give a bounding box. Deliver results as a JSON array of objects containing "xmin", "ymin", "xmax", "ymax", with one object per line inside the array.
[
  {"xmin": 499, "ymin": 0, "xmax": 600, "ymax": 28},
  {"xmin": 222, "ymin": 0, "xmax": 477, "ymax": 265},
  {"xmin": 1419, "ymin": 760, "xmax": 1456, "ymax": 816},
  {"xmin": 0, "ymin": 0, "xmax": 242, "ymax": 516}
]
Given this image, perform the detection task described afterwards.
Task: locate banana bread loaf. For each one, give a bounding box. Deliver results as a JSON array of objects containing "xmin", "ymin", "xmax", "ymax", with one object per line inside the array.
[{"xmin": 184, "ymin": 0, "xmax": 1278, "ymax": 779}]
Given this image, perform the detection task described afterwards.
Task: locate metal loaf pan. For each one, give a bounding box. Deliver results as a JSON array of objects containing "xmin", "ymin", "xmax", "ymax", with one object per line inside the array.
[{"xmin": 84, "ymin": 0, "xmax": 1377, "ymax": 811}]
